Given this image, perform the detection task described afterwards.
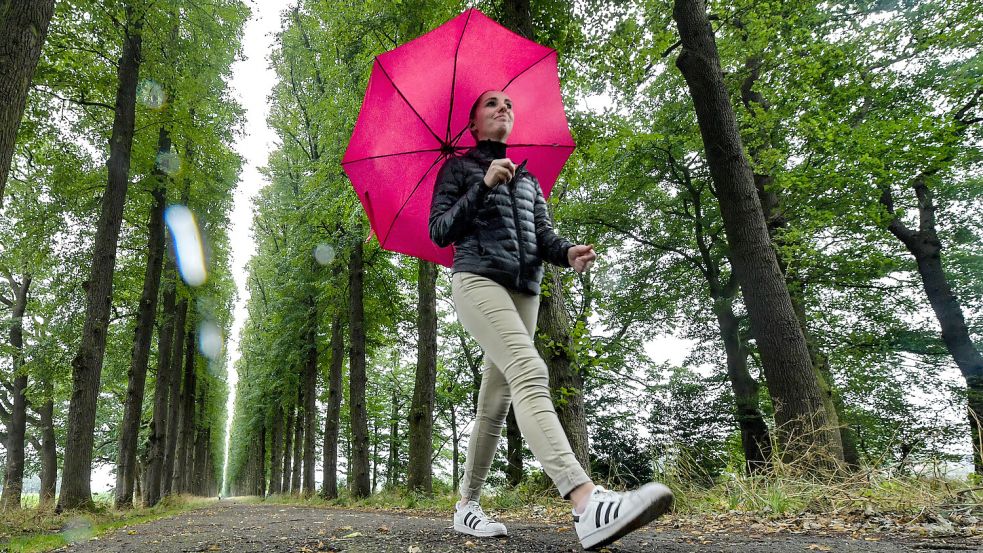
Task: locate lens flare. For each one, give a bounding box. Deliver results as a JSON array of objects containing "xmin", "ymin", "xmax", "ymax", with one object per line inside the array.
[
  {"xmin": 164, "ymin": 205, "xmax": 207, "ymax": 286},
  {"xmin": 137, "ymin": 80, "xmax": 166, "ymax": 110},
  {"xmin": 198, "ymin": 320, "xmax": 224, "ymax": 360},
  {"xmin": 314, "ymin": 244, "xmax": 335, "ymax": 265}
]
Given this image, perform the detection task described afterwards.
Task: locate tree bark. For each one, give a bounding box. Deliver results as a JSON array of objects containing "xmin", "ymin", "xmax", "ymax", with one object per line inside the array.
[
  {"xmin": 37, "ymin": 381, "xmax": 57, "ymax": 508},
  {"xmin": 281, "ymin": 400, "xmax": 294, "ymax": 492},
  {"xmin": 737, "ymin": 55, "xmax": 860, "ymax": 468},
  {"xmin": 671, "ymin": 0, "xmax": 843, "ymax": 465},
  {"xmin": 162, "ymin": 304, "xmax": 188, "ymax": 497},
  {"xmin": 59, "ymin": 11, "xmax": 144, "ymax": 510},
  {"xmin": 407, "ymin": 260, "xmax": 437, "ymax": 493},
  {"xmin": 145, "ymin": 261, "xmax": 177, "ymax": 507},
  {"xmin": 1, "ymin": 273, "xmax": 31, "ymax": 510},
  {"xmin": 177, "ymin": 328, "xmax": 197, "ymax": 493},
  {"xmin": 322, "ymin": 312, "xmax": 344, "ymax": 499},
  {"xmin": 536, "ymin": 269, "xmax": 591, "ymax": 471},
  {"xmin": 115, "ymin": 128, "xmax": 169, "ymax": 508},
  {"xmin": 291, "ymin": 383, "xmax": 303, "ymax": 494},
  {"xmin": 713, "ymin": 298, "xmax": 771, "ymax": 472},
  {"xmin": 885, "ymin": 194, "xmax": 983, "ymax": 472},
  {"xmin": 0, "ymin": 0, "xmax": 55, "ymax": 205},
  {"xmin": 387, "ymin": 387, "xmax": 400, "ymax": 488},
  {"xmin": 302, "ymin": 302, "xmax": 318, "ymax": 496},
  {"xmin": 191, "ymin": 377, "xmax": 209, "ymax": 496},
  {"xmin": 269, "ymin": 405, "xmax": 283, "ymax": 495},
  {"xmin": 505, "ymin": 407, "xmax": 523, "ymax": 487},
  {"xmin": 348, "ymin": 237, "xmax": 371, "ymax": 497}
]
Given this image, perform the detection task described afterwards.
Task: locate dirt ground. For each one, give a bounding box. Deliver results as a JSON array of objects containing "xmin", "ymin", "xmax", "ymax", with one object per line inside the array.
[{"xmin": 52, "ymin": 499, "xmax": 982, "ymax": 552}]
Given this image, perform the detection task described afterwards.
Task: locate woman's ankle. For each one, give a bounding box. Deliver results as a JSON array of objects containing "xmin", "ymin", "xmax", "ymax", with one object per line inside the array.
[{"xmin": 569, "ymin": 482, "xmax": 596, "ymax": 514}]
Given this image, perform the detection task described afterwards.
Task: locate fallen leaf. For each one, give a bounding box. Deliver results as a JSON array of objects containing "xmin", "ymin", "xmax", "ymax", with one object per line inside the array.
[
  {"xmin": 807, "ymin": 545, "xmax": 832, "ymax": 551},
  {"xmin": 342, "ymin": 532, "xmax": 363, "ymax": 538},
  {"xmin": 408, "ymin": 546, "xmax": 422, "ymax": 553},
  {"xmin": 378, "ymin": 526, "xmax": 390, "ymax": 533}
]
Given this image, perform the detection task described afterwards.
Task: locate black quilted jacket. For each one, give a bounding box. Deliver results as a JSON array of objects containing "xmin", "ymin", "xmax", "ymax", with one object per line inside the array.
[{"xmin": 429, "ymin": 140, "xmax": 572, "ymax": 295}]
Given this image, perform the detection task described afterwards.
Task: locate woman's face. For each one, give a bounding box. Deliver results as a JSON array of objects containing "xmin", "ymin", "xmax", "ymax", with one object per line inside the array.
[{"xmin": 470, "ymin": 91, "xmax": 513, "ymax": 142}]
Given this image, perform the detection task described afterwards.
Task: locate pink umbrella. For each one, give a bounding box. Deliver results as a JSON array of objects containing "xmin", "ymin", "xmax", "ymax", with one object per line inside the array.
[{"xmin": 342, "ymin": 8, "xmax": 575, "ymax": 267}]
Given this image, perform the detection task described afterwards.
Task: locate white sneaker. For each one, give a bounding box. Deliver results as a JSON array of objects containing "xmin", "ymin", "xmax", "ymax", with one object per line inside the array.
[
  {"xmin": 453, "ymin": 500, "xmax": 508, "ymax": 537},
  {"xmin": 574, "ymin": 483, "xmax": 673, "ymax": 550}
]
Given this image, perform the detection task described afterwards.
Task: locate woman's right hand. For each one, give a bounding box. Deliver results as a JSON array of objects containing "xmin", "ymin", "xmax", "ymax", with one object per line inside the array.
[{"xmin": 483, "ymin": 158, "xmax": 516, "ymax": 188}]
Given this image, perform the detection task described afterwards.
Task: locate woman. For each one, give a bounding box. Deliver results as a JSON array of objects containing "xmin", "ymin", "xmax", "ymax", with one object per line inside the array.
[{"xmin": 429, "ymin": 90, "xmax": 673, "ymax": 550}]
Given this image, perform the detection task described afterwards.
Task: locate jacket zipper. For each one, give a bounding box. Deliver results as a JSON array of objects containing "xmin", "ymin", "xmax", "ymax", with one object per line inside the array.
[{"xmin": 509, "ymin": 173, "xmax": 525, "ymax": 290}]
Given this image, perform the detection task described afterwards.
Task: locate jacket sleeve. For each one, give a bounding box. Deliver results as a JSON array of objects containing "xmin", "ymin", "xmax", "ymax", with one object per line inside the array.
[
  {"xmin": 533, "ymin": 177, "xmax": 573, "ymax": 267},
  {"xmin": 429, "ymin": 158, "xmax": 490, "ymax": 248}
]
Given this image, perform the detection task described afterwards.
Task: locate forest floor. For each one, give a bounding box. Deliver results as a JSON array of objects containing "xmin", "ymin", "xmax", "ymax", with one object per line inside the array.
[{"xmin": 43, "ymin": 498, "xmax": 983, "ymax": 552}]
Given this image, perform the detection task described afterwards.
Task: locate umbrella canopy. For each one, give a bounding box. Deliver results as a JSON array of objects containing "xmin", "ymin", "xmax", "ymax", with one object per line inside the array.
[{"xmin": 342, "ymin": 8, "xmax": 575, "ymax": 267}]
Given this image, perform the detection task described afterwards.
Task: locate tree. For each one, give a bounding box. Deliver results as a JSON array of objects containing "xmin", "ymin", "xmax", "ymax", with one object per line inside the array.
[
  {"xmin": 671, "ymin": 0, "xmax": 843, "ymax": 465},
  {"xmin": 0, "ymin": 0, "xmax": 56, "ymax": 205},
  {"xmin": 59, "ymin": 4, "xmax": 146, "ymax": 510},
  {"xmin": 407, "ymin": 259, "xmax": 437, "ymax": 493}
]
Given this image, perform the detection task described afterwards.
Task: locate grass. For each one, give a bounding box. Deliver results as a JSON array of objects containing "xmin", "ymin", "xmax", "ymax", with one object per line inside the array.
[{"xmin": 0, "ymin": 494, "xmax": 216, "ymax": 553}]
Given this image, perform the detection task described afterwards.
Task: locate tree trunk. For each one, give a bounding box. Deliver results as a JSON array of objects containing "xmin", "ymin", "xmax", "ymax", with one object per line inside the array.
[
  {"xmin": 1, "ymin": 273, "xmax": 31, "ymax": 510},
  {"xmin": 37, "ymin": 382, "xmax": 57, "ymax": 509},
  {"xmin": 536, "ymin": 269, "xmax": 591, "ymax": 471},
  {"xmin": 177, "ymin": 328, "xmax": 197, "ymax": 493},
  {"xmin": 348, "ymin": 237, "xmax": 371, "ymax": 497},
  {"xmin": 192, "ymin": 378, "xmax": 209, "ymax": 496},
  {"xmin": 162, "ymin": 305, "xmax": 188, "ymax": 497},
  {"xmin": 145, "ymin": 262, "xmax": 177, "ymax": 507},
  {"xmin": 59, "ymin": 12, "xmax": 144, "ymax": 510},
  {"xmin": 671, "ymin": 0, "xmax": 843, "ymax": 465},
  {"xmin": 738, "ymin": 54, "xmax": 859, "ymax": 469},
  {"xmin": 302, "ymin": 303, "xmax": 318, "ymax": 496},
  {"xmin": 387, "ymin": 388, "xmax": 400, "ymax": 489},
  {"xmin": 451, "ymin": 402, "xmax": 460, "ymax": 494},
  {"xmin": 281, "ymin": 400, "xmax": 294, "ymax": 492},
  {"xmin": 894, "ymin": 224, "xmax": 983, "ymax": 472},
  {"xmin": 501, "ymin": 0, "xmax": 532, "ymax": 40},
  {"xmin": 407, "ymin": 260, "xmax": 437, "ymax": 493},
  {"xmin": 291, "ymin": 384, "xmax": 303, "ymax": 494},
  {"xmin": 322, "ymin": 313, "xmax": 344, "ymax": 499},
  {"xmin": 269, "ymin": 405, "xmax": 283, "ymax": 495},
  {"xmin": 372, "ymin": 420, "xmax": 380, "ymax": 492},
  {"xmin": 0, "ymin": 0, "xmax": 55, "ymax": 205},
  {"xmin": 713, "ymin": 298, "xmax": 771, "ymax": 472},
  {"xmin": 115, "ymin": 129, "xmax": 169, "ymax": 508},
  {"xmin": 505, "ymin": 407, "xmax": 523, "ymax": 487},
  {"xmin": 259, "ymin": 424, "xmax": 267, "ymax": 496}
]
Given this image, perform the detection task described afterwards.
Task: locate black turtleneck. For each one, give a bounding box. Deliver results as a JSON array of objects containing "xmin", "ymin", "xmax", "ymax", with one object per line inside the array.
[{"xmin": 475, "ymin": 139, "xmax": 507, "ymax": 159}]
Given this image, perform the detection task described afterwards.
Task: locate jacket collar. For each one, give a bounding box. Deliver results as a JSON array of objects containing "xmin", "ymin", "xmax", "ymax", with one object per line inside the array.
[{"xmin": 470, "ymin": 139, "xmax": 507, "ymax": 162}]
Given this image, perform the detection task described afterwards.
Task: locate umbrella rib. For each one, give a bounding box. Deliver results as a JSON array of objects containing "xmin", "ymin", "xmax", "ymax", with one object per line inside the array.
[
  {"xmin": 341, "ymin": 148, "xmax": 444, "ymax": 166},
  {"xmin": 374, "ymin": 59, "xmax": 444, "ymax": 145},
  {"xmin": 378, "ymin": 152, "xmax": 447, "ymax": 247},
  {"xmin": 445, "ymin": 9, "xmax": 474, "ymax": 143},
  {"xmin": 502, "ymin": 49, "xmax": 557, "ymax": 92}
]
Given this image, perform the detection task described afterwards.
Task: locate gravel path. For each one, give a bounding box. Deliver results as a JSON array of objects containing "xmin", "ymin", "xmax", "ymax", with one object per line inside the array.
[{"xmin": 52, "ymin": 499, "xmax": 982, "ymax": 552}]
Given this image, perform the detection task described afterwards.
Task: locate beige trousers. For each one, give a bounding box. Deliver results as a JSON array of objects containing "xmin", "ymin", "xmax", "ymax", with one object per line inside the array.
[{"xmin": 453, "ymin": 272, "xmax": 591, "ymax": 500}]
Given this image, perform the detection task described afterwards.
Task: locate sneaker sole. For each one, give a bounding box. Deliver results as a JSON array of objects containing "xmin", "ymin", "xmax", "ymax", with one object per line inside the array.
[
  {"xmin": 580, "ymin": 483, "xmax": 674, "ymax": 551},
  {"xmin": 453, "ymin": 522, "xmax": 508, "ymax": 538}
]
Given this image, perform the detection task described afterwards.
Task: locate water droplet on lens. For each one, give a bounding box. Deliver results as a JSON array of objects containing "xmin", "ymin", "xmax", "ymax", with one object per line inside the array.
[
  {"xmin": 314, "ymin": 244, "xmax": 335, "ymax": 265},
  {"xmin": 137, "ymin": 80, "xmax": 165, "ymax": 110},
  {"xmin": 156, "ymin": 151, "xmax": 181, "ymax": 176},
  {"xmin": 198, "ymin": 321, "xmax": 223, "ymax": 360},
  {"xmin": 164, "ymin": 205, "xmax": 207, "ymax": 286}
]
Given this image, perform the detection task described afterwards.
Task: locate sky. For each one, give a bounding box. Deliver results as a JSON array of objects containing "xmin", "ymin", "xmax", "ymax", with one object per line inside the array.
[{"xmin": 221, "ymin": 0, "xmax": 284, "ymax": 492}]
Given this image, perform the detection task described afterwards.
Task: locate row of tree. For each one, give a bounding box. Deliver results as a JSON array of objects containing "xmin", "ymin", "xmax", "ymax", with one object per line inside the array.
[
  {"xmin": 225, "ymin": 0, "xmax": 981, "ymax": 501},
  {"xmin": 0, "ymin": 1, "xmax": 246, "ymax": 510}
]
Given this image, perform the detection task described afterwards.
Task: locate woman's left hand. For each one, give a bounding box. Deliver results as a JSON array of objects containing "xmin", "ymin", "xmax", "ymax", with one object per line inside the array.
[{"xmin": 568, "ymin": 244, "xmax": 597, "ymax": 273}]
